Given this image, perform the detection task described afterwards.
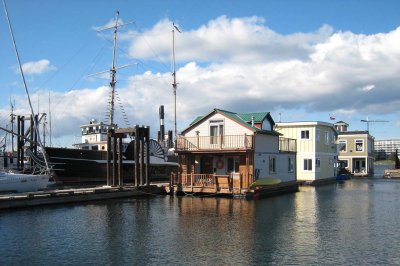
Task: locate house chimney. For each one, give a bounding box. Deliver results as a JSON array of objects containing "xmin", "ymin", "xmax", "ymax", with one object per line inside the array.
[{"xmin": 251, "ymin": 116, "xmax": 255, "ymax": 127}]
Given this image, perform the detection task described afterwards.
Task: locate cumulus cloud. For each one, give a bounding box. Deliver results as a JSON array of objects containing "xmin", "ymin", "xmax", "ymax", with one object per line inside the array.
[
  {"xmin": 18, "ymin": 59, "xmax": 56, "ymax": 75},
  {"xmin": 4, "ymin": 16, "xmax": 400, "ymax": 145}
]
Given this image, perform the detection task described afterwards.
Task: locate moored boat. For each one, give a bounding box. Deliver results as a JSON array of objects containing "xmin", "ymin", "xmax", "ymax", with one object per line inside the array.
[{"xmin": 0, "ymin": 171, "xmax": 48, "ymax": 193}]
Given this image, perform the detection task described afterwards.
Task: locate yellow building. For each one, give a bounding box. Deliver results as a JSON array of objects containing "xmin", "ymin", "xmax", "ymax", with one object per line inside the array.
[
  {"xmin": 275, "ymin": 122, "xmax": 338, "ymax": 184},
  {"xmin": 335, "ymin": 121, "xmax": 374, "ymax": 176}
]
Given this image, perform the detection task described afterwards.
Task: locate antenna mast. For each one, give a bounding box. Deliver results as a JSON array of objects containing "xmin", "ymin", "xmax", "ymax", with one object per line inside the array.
[
  {"xmin": 172, "ymin": 23, "xmax": 180, "ymax": 149},
  {"xmin": 360, "ymin": 117, "xmax": 389, "ymax": 132}
]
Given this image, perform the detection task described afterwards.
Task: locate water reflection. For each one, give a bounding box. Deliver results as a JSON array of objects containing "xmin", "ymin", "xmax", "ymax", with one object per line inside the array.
[{"xmin": 2, "ymin": 178, "xmax": 400, "ymax": 265}]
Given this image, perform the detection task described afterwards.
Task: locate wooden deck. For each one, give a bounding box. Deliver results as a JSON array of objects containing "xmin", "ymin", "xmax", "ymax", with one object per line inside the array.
[{"xmin": 169, "ymin": 173, "xmax": 299, "ymax": 198}]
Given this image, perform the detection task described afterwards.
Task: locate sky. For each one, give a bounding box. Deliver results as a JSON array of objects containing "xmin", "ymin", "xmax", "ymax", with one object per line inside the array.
[{"xmin": 1, "ymin": 0, "xmax": 400, "ymax": 148}]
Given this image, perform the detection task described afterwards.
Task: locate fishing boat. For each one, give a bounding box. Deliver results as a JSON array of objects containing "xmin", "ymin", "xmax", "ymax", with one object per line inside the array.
[
  {"xmin": 44, "ymin": 12, "xmax": 177, "ymax": 185},
  {"xmin": 45, "ymin": 119, "xmax": 178, "ymax": 184}
]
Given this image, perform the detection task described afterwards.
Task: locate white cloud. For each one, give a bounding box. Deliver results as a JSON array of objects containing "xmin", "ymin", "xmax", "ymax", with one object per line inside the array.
[
  {"xmin": 4, "ymin": 16, "xmax": 400, "ymax": 145},
  {"xmin": 18, "ymin": 59, "xmax": 56, "ymax": 75}
]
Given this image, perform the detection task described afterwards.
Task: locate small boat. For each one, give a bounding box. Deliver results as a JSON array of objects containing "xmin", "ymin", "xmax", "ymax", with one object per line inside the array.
[{"xmin": 0, "ymin": 171, "xmax": 49, "ymax": 193}]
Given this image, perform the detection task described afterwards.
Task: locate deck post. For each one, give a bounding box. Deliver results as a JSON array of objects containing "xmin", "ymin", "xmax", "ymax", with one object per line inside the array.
[
  {"xmin": 20, "ymin": 116, "xmax": 24, "ymax": 171},
  {"xmin": 17, "ymin": 116, "xmax": 21, "ymax": 170},
  {"xmin": 244, "ymin": 133, "xmax": 247, "ymax": 149},
  {"xmin": 145, "ymin": 126, "xmax": 150, "ymax": 186},
  {"xmin": 106, "ymin": 129, "xmax": 112, "ymax": 186},
  {"xmin": 134, "ymin": 125, "xmax": 140, "ymax": 187},
  {"xmin": 112, "ymin": 131, "xmax": 117, "ymax": 186},
  {"xmin": 139, "ymin": 128, "xmax": 144, "ymax": 186},
  {"xmin": 118, "ymin": 136, "xmax": 123, "ymax": 186}
]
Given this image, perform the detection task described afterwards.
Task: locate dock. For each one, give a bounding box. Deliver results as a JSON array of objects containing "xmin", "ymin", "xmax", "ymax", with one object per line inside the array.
[{"xmin": 0, "ymin": 185, "xmax": 166, "ymax": 210}]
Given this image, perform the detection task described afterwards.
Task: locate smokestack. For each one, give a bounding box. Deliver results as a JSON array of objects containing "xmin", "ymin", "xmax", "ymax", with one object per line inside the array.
[
  {"xmin": 168, "ymin": 130, "xmax": 173, "ymax": 148},
  {"xmin": 159, "ymin": 105, "xmax": 165, "ymax": 142}
]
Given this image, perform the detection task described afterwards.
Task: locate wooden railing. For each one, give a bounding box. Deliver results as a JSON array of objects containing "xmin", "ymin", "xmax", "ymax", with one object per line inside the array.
[
  {"xmin": 177, "ymin": 134, "xmax": 253, "ymax": 151},
  {"xmin": 170, "ymin": 173, "xmax": 254, "ymax": 191},
  {"xmin": 279, "ymin": 137, "xmax": 296, "ymax": 152}
]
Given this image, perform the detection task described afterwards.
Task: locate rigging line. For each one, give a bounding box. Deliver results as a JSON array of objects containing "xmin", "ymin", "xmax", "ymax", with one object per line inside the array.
[
  {"xmin": 3, "ymin": 0, "xmax": 50, "ymax": 171},
  {"xmin": 98, "ymin": 30, "xmax": 170, "ymax": 74},
  {"xmin": 133, "ymin": 22, "xmax": 170, "ymax": 72},
  {"xmin": 50, "ymin": 42, "xmax": 109, "ymax": 111},
  {"xmin": 33, "ymin": 36, "xmax": 96, "ymax": 94}
]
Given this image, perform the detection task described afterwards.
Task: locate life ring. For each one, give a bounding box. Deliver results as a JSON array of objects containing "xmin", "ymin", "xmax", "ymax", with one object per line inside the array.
[{"xmin": 216, "ymin": 159, "xmax": 224, "ymax": 169}]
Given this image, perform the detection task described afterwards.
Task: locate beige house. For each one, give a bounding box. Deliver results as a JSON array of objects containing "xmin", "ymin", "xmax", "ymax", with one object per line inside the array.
[
  {"xmin": 174, "ymin": 109, "xmax": 297, "ymax": 196},
  {"xmin": 335, "ymin": 121, "xmax": 374, "ymax": 176},
  {"xmin": 275, "ymin": 121, "xmax": 338, "ymax": 184}
]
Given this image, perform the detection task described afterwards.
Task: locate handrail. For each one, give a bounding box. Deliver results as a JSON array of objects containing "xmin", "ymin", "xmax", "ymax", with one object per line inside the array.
[{"xmin": 177, "ymin": 135, "xmax": 253, "ymax": 151}]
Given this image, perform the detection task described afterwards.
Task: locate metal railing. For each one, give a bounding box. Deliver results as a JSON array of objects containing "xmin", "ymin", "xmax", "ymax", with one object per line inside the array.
[{"xmin": 177, "ymin": 134, "xmax": 253, "ymax": 151}]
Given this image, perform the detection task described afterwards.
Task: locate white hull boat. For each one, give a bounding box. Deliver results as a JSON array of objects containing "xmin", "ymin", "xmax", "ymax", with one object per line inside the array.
[{"xmin": 0, "ymin": 172, "xmax": 49, "ymax": 193}]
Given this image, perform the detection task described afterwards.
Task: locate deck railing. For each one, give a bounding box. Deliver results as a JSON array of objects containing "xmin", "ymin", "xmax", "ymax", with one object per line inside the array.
[
  {"xmin": 170, "ymin": 172, "xmax": 254, "ymax": 191},
  {"xmin": 177, "ymin": 134, "xmax": 253, "ymax": 151},
  {"xmin": 279, "ymin": 137, "xmax": 296, "ymax": 152}
]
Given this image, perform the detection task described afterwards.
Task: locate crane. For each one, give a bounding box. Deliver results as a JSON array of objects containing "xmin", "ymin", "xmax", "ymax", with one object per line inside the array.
[{"xmin": 360, "ymin": 117, "xmax": 389, "ymax": 132}]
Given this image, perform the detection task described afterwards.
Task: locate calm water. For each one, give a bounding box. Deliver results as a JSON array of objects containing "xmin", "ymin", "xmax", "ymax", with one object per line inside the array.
[{"xmin": 1, "ymin": 165, "xmax": 400, "ymax": 265}]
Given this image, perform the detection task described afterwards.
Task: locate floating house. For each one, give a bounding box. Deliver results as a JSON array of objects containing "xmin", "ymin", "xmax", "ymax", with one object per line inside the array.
[
  {"xmin": 172, "ymin": 108, "xmax": 297, "ymax": 197},
  {"xmin": 335, "ymin": 121, "xmax": 374, "ymax": 176},
  {"xmin": 275, "ymin": 121, "xmax": 338, "ymax": 185}
]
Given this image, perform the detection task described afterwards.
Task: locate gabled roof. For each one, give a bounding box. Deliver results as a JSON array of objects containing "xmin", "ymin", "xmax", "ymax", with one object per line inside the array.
[{"xmin": 184, "ymin": 108, "xmax": 280, "ymax": 136}]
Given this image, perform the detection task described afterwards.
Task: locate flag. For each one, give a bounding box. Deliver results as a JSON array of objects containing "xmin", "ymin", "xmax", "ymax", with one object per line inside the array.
[{"xmin": 173, "ymin": 24, "xmax": 181, "ymax": 33}]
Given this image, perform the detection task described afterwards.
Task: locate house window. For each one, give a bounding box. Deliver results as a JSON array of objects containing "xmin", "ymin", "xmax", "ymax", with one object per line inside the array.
[
  {"xmin": 316, "ymin": 158, "xmax": 321, "ymax": 171},
  {"xmin": 269, "ymin": 156, "xmax": 276, "ymax": 174},
  {"xmin": 325, "ymin": 131, "xmax": 330, "ymax": 145},
  {"xmin": 210, "ymin": 120, "xmax": 224, "ymax": 145},
  {"xmin": 301, "ymin": 130, "xmax": 310, "ymax": 140},
  {"xmin": 339, "ymin": 160, "xmax": 348, "ymax": 168},
  {"xmin": 227, "ymin": 157, "xmax": 239, "ymax": 173},
  {"xmin": 304, "ymin": 159, "xmax": 312, "ymax": 171},
  {"xmin": 355, "ymin": 139, "xmax": 364, "ymax": 152},
  {"xmin": 288, "ymin": 157, "xmax": 294, "ymax": 172},
  {"xmin": 316, "ymin": 129, "xmax": 320, "ymax": 142},
  {"xmin": 338, "ymin": 140, "xmax": 347, "ymax": 152}
]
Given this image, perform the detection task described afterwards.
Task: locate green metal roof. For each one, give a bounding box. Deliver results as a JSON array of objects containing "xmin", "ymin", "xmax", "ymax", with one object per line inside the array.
[{"xmin": 184, "ymin": 108, "xmax": 280, "ymax": 136}]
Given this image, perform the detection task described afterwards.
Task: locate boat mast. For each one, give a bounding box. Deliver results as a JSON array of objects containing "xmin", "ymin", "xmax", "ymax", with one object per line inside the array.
[
  {"xmin": 108, "ymin": 11, "xmax": 120, "ymax": 128},
  {"xmin": 3, "ymin": 0, "xmax": 51, "ymax": 173},
  {"xmin": 172, "ymin": 23, "xmax": 180, "ymax": 149},
  {"xmin": 94, "ymin": 11, "xmax": 132, "ymax": 128}
]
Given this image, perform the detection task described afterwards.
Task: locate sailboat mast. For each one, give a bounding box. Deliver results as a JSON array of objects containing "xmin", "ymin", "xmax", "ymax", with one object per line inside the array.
[
  {"xmin": 109, "ymin": 11, "xmax": 120, "ymax": 128},
  {"xmin": 3, "ymin": 0, "xmax": 50, "ymax": 172}
]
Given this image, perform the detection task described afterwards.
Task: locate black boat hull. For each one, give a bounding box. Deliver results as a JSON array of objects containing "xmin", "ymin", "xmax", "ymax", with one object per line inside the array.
[{"xmin": 46, "ymin": 147, "xmax": 177, "ymax": 185}]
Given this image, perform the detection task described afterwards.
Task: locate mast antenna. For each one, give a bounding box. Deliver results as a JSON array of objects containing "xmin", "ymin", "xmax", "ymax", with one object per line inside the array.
[
  {"xmin": 360, "ymin": 116, "xmax": 389, "ymax": 132},
  {"xmin": 172, "ymin": 22, "xmax": 181, "ymax": 149}
]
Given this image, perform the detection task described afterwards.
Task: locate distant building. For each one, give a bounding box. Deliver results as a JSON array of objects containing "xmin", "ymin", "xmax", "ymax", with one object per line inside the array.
[
  {"xmin": 335, "ymin": 121, "xmax": 374, "ymax": 176},
  {"xmin": 375, "ymin": 139, "xmax": 400, "ymax": 160},
  {"xmin": 275, "ymin": 121, "xmax": 338, "ymax": 184}
]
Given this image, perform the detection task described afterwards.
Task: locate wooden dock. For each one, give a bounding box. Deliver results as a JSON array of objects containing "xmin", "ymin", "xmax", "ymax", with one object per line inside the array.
[{"xmin": 0, "ymin": 185, "xmax": 166, "ymax": 210}]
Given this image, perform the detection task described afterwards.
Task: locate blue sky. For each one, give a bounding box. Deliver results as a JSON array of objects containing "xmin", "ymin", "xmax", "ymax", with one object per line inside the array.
[{"xmin": 1, "ymin": 0, "xmax": 400, "ymax": 147}]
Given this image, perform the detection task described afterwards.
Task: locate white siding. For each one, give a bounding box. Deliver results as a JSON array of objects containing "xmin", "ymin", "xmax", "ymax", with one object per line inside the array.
[{"xmin": 184, "ymin": 113, "xmax": 253, "ymax": 137}]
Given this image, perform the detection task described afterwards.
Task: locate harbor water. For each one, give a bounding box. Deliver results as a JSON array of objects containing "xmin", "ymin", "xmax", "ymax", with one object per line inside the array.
[{"xmin": 1, "ymin": 165, "xmax": 400, "ymax": 265}]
